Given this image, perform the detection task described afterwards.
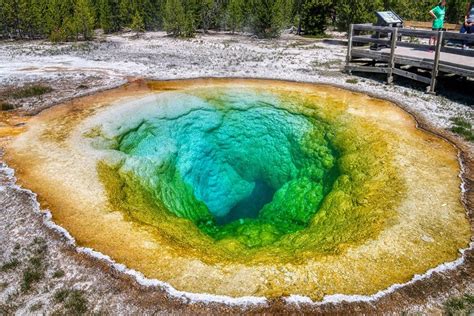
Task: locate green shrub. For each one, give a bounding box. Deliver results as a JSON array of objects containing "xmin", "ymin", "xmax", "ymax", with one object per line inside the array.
[
  {"xmin": 21, "ymin": 237, "xmax": 48, "ymax": 292},
  {"xmin": 444, "ymin": 294, "xmax": 474, "ymax": 315},
  {"xmin": 300, "ymin": 0, "xmax": 332, "ymax": 35},
  {"xmin": 0, "ymin": 102, "xmax": 16, "ymax": 111},
  {"xmin": 54, "ymin": 289, "xmax": 88, "ymax": 315},
  {"xmin": 65, "ymin": 290, "xmax": 88, "ymax": 314},
  {"xmin": 450, "ymin": 117, "xmax": 474, "ymax": 142},
  {"xmin": 163, "ymin": 0, "xmax": 196, "ymax": 37},
  {"xmin": 131, "ymin": 11, "xmax": 146, "ymax": 32},
  {"xmin": 73, "ymin": 0, "xmax": 96, "ymax": 41},
  {"xmin": 1, "ymin": 259, "xmax": 20, "ymax": 272},
  {"xmin": 335, "ymin": 0, "xmax": 382, "ymax": 31},
  {"xmin": 10, "ymin": 85, "xmax": 53, "ymax": 99},
  {"xmin": 21, "ymin": 267, "xmax": 43, "ymax": 291},
  {"xmin": 250, "ymin": 0, "xmax": 293, "ymax": 38},
  {"xmin": 53, "ymin": 269, "xmax": 65, "ymax": 278}
]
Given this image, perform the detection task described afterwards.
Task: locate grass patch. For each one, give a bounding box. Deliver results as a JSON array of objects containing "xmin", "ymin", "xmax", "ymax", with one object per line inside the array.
[
  {"xmin": 52, "ymin": 269, "xmax": 65, "ymax": 278},
  {"xmin": 451, "ymin": 117, "xmax": 472, "ymax": 129},
  {"xmin": 346, "ymin": 78, "xmax": 359, "ymax": 84},
  {"xmin": 30, "ymin": 302, "xmax": 43, "ymax": 312},
  {"xmin": 312, "ymin": 59, "xmax": 342, "ymax": 70},
  {"xmin": 54, "ymin": 289, "xmax": 88, "ymax": 315},
  {"xmin": 0, "ymin": 282, "xmax": 9, "ymax": 291},
  {"xmin": 0, "ymin": 102, "xmax": 16, "ymax": 111},
  {"xmin": 21, "ymin": 266, "xmax": 44, "ymax": 291},
  {"xmin": 302, "ymin": 33, "xmax": 330, "ymax": 39},
  {"xmin": 444, "ymin": 294, "xmax": 474, "ymax": 315},
  {"xmin": 287, "ymin": 41, "xmax": 325, "ymax": 49},
  {"xmin": 1, "ymin": 259, "xmax": 20, "ymax": 272},
  {"xmin": 54, "ymin": 288, "xmax": 71, "ymax": 303},
  {"xmin": 21, "ymin": 237, "xmax": 48, "ymax": 292},
  {"xmin": 8, "ymin": 84, "xmax": 53, "ymax": 99},
  {"xmin": 450, "ymin": 117, "xmax": 474, "ymax": 142}
]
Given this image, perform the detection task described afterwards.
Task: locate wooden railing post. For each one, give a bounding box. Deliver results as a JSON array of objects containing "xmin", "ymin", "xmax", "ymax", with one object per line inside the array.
[
  {"xmin": 429, "ymin": 30, "xmax": 444, "ymax": 94},
  {"xmin": 387, "ymin": 27, "xmax": 398, "ymax": 84},
  {"xmin": 346, "ymin": 24, "xmax": 354, "ymax": 72}
]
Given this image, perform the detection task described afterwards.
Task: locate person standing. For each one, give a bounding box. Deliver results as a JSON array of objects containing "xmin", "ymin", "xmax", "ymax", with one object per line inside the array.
[
  {"xmin": 461, "ymin": 1, "xmax": 474, "ymax": 33},
  {"xmin": 429, "ymin": 0, "xmax": 447, "ymax": 46},
  {"xmin": 460, "ymin": 1, "xmax": 474, "ymax": 49}
]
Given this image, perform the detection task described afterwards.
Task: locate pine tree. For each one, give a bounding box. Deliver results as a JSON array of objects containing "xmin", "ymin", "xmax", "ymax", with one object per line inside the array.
[
  {"xmin": 139, "ymin": 0, "xmax": 158, "ymax": 30},
  {"xmin": 335, "ymin": 0, "xmax": 383, "ymax": 31},
  {"xmin": 17, "ymin": 0, "xmax": 46, "ymax": 39},
  {"xmin": 1, "ymin": 0, "xmax": 468, "ymax": 41},
  {"xmin": 74, "ymin": 0, "xmax": 96, "ymax": 40},
  {"xmin": 46, "ymin": 0, "xmax": 75, "ymax": 41},
  {"xmin": 105, "ymin": 0, "xmax": 122, "ymax": 32},
  {"xmin": 300, "ymin": 0, "xmax": 332, "ymax": 35},
  {"xmin": 0, "ymin": 0, "xmax": 6, "ymax": 38},
  {"xmin": 227, "ymin": 0, "xmax": 243, "ymax": 33},
  {"xmin": 99, "ymin": 0, "xmax": 113, "ymax": 32},
  {"xmin": 31, "ymin": 0, "xmax": 49, "ymax": 38},
  {"xmin": 212, "ymin": 0, "xmax": 227, "ymax": 30},
  {"xmin": 183, "ymin": 0, "xmax": 200, "ymax": 35},
  {"xmin": 183, "ymin": 11, "xmax": 196, "ymax": 36},
  {"xmin": 251, "ymin": 0, "xmax": 293, "ymax": 38},
  {"xmin": 444, "ymin": 0, "xmax": 466, "ymax": 23},
  {"xmin": 2, "ymin": 0, "xmax": 21, "ymax": 38},
  {"xmin": 119, "ymin": 0, "xmax": 133, "ymax": 27},
  {"xmin": 163, "ymin": 0, "xmax": 186, "ymax": 36},
  {"xmin": 150, "ymin": 0, "xmax": 165, "ymax": 29},
  {"xmin": 200, "ymin": 0, "xmax": 215, "ymax": 33},
  {"xmin": 130, "ymin": 10, "xmax": 145, "ymax": 32},
  {"xmin": 240, "ymin": 0, "xmax": 254, "ymax": 30}
]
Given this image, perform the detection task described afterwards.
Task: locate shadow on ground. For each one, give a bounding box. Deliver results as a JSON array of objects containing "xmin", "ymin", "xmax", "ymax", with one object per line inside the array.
[{"xmin": 351, "ymin": 70, "xmax": 474, "ymax": 108}]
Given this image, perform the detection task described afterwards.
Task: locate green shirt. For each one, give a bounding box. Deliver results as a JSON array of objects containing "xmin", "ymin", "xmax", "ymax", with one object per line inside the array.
[{"xmin": 432, "ymin": 5, "xmax": 446, "ymax": 29}]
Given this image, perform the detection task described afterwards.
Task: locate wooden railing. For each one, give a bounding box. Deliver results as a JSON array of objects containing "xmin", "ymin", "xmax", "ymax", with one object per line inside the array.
[
  {"xmin": 404, "ymin": 20, "xmax": 460, "ymax": 31},
  {"xmin": 345, "ymin": 24, "xmax": 474, "ymax": 93}
]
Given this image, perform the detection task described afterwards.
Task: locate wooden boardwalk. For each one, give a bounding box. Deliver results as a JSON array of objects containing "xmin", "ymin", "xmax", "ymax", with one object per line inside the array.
[{"xmin": 345, "ymin": 24, "xmax": 474, "ymax": 93}]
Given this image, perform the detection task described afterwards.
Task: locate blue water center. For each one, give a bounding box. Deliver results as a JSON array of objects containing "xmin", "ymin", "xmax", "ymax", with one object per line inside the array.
[{"xmin": 111, "ymin": 89, "xmax": 337, "ymax": 244}]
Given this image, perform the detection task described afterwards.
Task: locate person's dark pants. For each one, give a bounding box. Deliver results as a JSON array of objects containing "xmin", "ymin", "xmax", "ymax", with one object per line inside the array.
[
  {"xmin": 460, "ymin": 24, "xmax": 474, "ymax": 47},
  {"xmin": 460, "ymin": 24, "xmax": 474, "ymax": 34}
]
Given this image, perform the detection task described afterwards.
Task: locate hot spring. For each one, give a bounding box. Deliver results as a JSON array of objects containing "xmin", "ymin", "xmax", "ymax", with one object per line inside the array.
[
  {"xmin": 2, "ymin": 79, "xmax": 470, "ymax": 301},
  {"xmin": 99, "ymin": 90, "xmax": 339, "ymax": 248}
]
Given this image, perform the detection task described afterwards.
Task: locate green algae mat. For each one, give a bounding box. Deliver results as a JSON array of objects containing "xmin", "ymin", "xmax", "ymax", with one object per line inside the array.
[{"xmin": 1, "ymin": 79, "xmax": 470, "ymax": 301}]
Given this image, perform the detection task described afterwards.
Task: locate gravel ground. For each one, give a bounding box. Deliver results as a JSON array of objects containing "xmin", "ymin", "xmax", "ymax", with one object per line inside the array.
[{"xmin": 0, "ymin": 31, "xmax": 473, "ymax": 314}]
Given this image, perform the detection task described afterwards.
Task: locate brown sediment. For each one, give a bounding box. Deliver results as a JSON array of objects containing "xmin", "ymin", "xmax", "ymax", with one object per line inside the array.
[{"xmin": 0, "ymin": 78, "xmax": 472, "ymax": 313}]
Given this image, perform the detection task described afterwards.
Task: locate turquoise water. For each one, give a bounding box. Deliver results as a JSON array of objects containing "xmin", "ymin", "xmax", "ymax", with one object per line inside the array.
[{"xmin": 110, "ymin": 89, "xmax": 338, "ymax": 246}]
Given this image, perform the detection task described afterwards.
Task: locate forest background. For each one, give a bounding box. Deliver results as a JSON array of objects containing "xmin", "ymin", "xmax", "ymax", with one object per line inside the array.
[{"xmin": 0, "ymin": 0, "xmax": 469, "ymax": 41}]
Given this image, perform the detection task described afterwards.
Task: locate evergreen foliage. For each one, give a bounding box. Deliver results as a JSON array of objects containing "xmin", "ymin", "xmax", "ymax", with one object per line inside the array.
[
  {"xmin": 227, "ymin": 0, "xmax": 244, "ymax": 33},
  {"xmin": 130, "ymin": 10, "xmax": 145, "ymax": 32},
  {"xmin": 163, "ymin": 0, "xmax": 187, "ymax": 36},
  {"xmin": 251, "ymin": 0, "xmax": 293, "ymax": 38},
  {"xmin": 335, "ymin": 0, "xmax": 383, "ymax": 31},
  {"xmin": 199, "ymin": 0, "xmax": 215, "ymax": 33},
  {"xmin": 300, "ymin": 0, "xmax": 332, "ymax": 35},
  {"xmin": 0, "ymin": 0, "xmax": 469, "ymax": 40},
  {"xmin": 74, "ymin": 0, "xmax": 96, "ymax": 40},
  {"xmin": 98, "ymin": 0, "xmax": 113, "ymax": 32}
]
